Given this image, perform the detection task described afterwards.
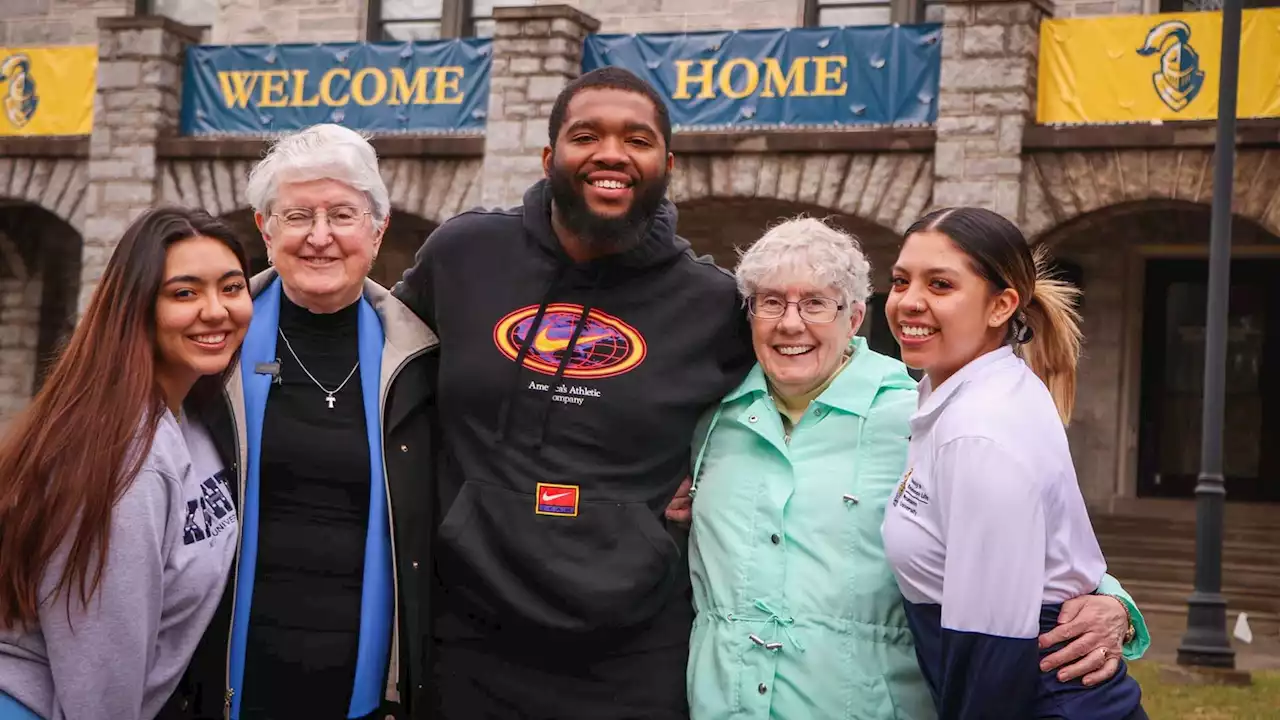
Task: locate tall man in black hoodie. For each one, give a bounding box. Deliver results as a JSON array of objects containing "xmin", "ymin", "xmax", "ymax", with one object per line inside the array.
[{"xmin": 393, "ymin": 67, "xmax": 754, "ymax": 718}]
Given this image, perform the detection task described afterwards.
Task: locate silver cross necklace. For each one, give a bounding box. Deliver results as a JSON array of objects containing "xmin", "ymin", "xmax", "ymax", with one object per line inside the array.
[{"xmin": 277, "ymin": 328, "xmax": 359, "ymax": 409}]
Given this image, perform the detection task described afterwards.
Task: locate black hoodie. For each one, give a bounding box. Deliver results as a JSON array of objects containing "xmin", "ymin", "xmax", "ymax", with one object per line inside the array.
[{"xmin": 393, "ymin": 180, "xmax": 754, "ymax": 644}]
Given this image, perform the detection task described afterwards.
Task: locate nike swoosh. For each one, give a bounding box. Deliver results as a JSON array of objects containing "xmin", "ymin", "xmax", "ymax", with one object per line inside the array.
[
  {"xmin": 532, "ymin": 324, "xmax": 613, "ymax": 353},
  {"xmin": 541, "ymin": 491, "xmax": 573, "ymax": 503}
]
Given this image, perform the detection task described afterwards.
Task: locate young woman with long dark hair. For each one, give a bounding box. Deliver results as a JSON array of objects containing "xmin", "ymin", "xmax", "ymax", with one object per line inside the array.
[
  {"xmin": 0, "ymin": 207, "xmax": 252, "ymax": 720},
  {"xmin": 881, "ymin": 206, "xmax": 1147, "ymax": 719}
]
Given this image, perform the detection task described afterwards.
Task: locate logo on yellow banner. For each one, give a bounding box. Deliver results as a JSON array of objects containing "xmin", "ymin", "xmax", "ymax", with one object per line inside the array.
[
  {"xmin": 1036, "ymin": 10, "xmax": 1280, "ymax": 125},
  {"xmin": 0, "ymin": 53, "xmax": 38, "ymax": 128},
  {"xmin": 1136, "ymin": 20, "xmax": 1205, "ymax": 112}
]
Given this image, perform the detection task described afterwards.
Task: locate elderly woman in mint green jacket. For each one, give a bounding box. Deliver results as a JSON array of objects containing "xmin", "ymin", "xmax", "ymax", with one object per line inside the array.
[{"xmin": 684, "ymin": 217, "xmax": 1149, "ymax": 719}]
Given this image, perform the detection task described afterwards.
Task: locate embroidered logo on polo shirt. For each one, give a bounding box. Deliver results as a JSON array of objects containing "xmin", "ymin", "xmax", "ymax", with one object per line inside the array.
[
  {"xmin": 892, "ymin": 469, "xmax": 912, "ymax": 508},
  {"xmin": 535, "ymin": 483, "xmax": 580, "ymax": 517}
]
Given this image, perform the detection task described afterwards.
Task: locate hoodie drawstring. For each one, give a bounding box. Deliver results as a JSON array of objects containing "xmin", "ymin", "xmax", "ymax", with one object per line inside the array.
[
  {"xmin": 494, "ymin": 265, "xmax": 605, "ymax": 453},
  {"xmin": 531, "ymin": 270, "xmax": 604, "ymax": 451},
  {"xmin": 495, "ymin": 267, "xmax": 566, "ymax": 443}
]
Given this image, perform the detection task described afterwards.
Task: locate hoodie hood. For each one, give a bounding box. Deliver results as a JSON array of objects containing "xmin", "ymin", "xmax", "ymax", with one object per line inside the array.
[
  {"xmin": 393, "ymin": 179, "xmax": 756, "ymax": 635},
  {"xmin": 520, "ymin": 178, "xmax": 691, "ymax": 277}
]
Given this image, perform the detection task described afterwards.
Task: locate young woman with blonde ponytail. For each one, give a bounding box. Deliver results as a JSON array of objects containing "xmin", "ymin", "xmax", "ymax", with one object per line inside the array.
[{"xmin": 880, "ymin": 206, "xmax": 1148, "ymax": 719}]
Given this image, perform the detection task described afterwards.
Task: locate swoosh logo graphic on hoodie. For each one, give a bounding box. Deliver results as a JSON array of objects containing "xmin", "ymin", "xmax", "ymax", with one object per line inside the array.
[
  {"xmin": 492, "ymin": 303, "xmax": 648, "ymax": 380},
  {"xmin": 532, "ymin": 325, "xmax": 615, "ymax": 353}
]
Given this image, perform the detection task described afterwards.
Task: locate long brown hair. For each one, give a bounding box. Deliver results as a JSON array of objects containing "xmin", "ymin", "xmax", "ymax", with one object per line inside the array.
[
  {"xmin": 0, "ymin": 207, "xmax": 248, "ymax": 629},
  {"xmin": 905, "ymin": 207, "xmax": 1083, "ymax": 424}
]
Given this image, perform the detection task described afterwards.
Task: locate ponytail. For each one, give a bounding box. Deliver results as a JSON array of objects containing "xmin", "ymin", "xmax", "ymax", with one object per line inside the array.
[{"xmin": 1016, "ymin": 244, "xmax": 1082, "ymax": 425}]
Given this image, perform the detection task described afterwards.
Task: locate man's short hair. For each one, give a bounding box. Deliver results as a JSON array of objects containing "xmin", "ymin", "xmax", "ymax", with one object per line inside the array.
[{"xmin": 547, "ymin": 66, "xmax": 673, "ymax": 151}]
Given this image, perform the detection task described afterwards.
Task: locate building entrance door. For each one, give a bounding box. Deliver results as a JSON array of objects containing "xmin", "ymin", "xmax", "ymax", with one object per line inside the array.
[{"xmin": 1137, "ymin": 258, "xmax": 1280, "ymax": 502}]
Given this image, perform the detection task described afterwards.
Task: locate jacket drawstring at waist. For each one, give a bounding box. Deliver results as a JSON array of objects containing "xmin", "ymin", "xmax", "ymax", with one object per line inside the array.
[{"xmin": 717, "ymin": 598, "xmax": 805, "ymax": 653}]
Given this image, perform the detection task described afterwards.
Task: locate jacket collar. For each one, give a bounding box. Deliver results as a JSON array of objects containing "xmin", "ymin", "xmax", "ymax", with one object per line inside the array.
[
  {"xmin": 911, "ymin": 344, "xmax": 1016, "ymax": 426},
  {"xmin": 248, "ymin": 268, "xmax": 439, "ymax": 362},
  {"xmin": 721, "ymin": 336, "xmax": 892, "ymax": 418}
]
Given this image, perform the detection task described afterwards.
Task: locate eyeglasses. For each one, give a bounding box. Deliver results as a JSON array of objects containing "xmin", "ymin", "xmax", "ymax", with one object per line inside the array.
[
  {"xmin": 271, "ymin": 205, "xmax": 371, "ymax": 234},
  {"xmin": 747, "ymin": 294, "xmax": 845, "ymax": 323}
]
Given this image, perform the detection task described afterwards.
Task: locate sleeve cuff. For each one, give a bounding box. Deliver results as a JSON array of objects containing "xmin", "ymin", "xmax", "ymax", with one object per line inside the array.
[{"xmin": 1095, "ymin": 573, "xmax": 1151, "ymax": 661}]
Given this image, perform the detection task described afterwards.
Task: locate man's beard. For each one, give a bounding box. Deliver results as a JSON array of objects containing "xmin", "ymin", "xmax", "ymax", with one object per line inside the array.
[{"xmin": 548, "ymin": 161, "xmax": 670, "ymax": 254}]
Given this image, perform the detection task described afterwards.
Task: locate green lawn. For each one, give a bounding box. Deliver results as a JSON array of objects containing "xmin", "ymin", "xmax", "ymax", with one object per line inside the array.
[{"xmin": 1130, "ymin": 661, "xmax": 1280, "ymax": 719}]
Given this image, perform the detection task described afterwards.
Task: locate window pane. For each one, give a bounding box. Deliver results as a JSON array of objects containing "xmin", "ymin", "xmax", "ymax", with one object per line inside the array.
[
  {"xmin": 472, "ymin": 0, "xmax": 536, "ymax": 17},
  {"xmin": 152, "ymin": 0, "xmax": 216, "ymax": 27},
  {"xmin": 381, "ymin": 0, "xmax": 443, "ymax": 22},
  {"xmin": 818, "ymin": 3, "xmax": 893, "ymax": 27},
  {"xmin": 472, "ymin": 18, "xmax": 496, "ymax": 38},
  {"xmin": 382, "ymin": 20, "xmax": 443, "ymax": 41}
]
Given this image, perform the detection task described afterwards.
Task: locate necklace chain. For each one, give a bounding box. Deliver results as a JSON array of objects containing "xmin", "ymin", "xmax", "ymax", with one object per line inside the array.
[{"xmin": 277, "ymin": 328, "xmax": 359, "ymax": 409}]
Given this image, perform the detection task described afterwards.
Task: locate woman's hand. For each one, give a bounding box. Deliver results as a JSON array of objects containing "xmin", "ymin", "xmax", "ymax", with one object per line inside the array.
[
  {"xmin": 1037, "ymin": 594, "xmax": 1129, "ymax": 686},
  {"xmin": 665, "ymin": 477, "xmax": 693, "ymax": 526}
]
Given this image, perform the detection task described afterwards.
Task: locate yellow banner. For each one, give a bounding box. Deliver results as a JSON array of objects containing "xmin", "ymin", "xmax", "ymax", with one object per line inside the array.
[
  {"xmin": 1037, "ymin": 9, "xmax": 1280, "ymax": 124},
  {"xmin": 0, "ymin": 46, "xmax": 97, "ymax": 136}
]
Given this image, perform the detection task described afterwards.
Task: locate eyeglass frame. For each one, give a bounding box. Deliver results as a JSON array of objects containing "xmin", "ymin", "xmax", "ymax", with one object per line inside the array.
[
  {"xmin": 268, "ymin": 205, "xmax": 373, "ymax": 235},
  {"xmin": 746, "ymin": 293, "xmax": 846, "ymax": 323}
]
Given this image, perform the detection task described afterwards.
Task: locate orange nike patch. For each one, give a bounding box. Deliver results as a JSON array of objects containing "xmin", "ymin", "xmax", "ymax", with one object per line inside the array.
[{"xmin": 534, "ymin": 483, "xmax": 580, "ymax": 517}]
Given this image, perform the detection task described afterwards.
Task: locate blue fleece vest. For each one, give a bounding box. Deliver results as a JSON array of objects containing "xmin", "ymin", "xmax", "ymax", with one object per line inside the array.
[{"xmin": 229, "ymin": 278, "xmax": 393, "ymax": 718}]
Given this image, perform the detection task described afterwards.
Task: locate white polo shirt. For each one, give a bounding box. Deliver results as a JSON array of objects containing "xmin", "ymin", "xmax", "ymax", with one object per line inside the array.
[{"xmin": 881, "ymin": 345, "xmax": 1110, "ymax": 717}]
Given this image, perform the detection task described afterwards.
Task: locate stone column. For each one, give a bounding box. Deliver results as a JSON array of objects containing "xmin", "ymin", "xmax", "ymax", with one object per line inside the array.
[
  {"xmin": 479, "ymin": 4, "xmax": 600, "ymax": 209},
  {"xmin": 78, "ymin": 16, "xmax": 201, "ymax": 315},
  {"xmin": 930, "ymin": 0, "xmax": 1050, "ymax": 223}
]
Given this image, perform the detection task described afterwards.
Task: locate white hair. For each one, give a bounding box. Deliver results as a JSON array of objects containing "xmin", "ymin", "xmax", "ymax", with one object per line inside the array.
[
  {"xmin": 245, "ymin": 123, "xmax": 390, "ymax": 223},
  {"xmin": 735, "ymin": 216, "xmax": 873, "ymax": 310}
]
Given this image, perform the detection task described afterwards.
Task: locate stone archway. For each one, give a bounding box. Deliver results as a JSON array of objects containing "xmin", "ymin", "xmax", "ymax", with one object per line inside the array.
[
  {"xmin": 159, "ymin": 157, "xmax": 485, "ymax": 228},
  {"xmin": 670, "ymin": 151, "xmax": 935, "ymax": 238},
  {"xmin": 676, "ymin": 198, "xmax": 901, "ymax": 284},
  {"xmin": 1023, "ymin": 148, "xmax": 1280, "ymax": 242},
  {"xmin": 675, "ymin": 194, "xmax": 907, "ymax": 364},
  {"xmin": 1031, "ymin": 199, "xmax": 1280, "ymax": 506},
  {"xmin": 0, "ymin": 200, "xmax": 84, "ymax": 418}
]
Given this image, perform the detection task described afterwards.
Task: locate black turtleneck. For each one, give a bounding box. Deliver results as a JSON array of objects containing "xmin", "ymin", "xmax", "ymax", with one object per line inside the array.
[{"xmin": 242, "ymin": 293, "xmax": 369, "ymax": 719}]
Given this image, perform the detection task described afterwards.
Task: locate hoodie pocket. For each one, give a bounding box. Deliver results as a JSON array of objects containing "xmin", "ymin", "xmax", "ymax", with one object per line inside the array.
[{"xmin": 437, "ymin": 480, "xmax": 681, "ymax": 632}]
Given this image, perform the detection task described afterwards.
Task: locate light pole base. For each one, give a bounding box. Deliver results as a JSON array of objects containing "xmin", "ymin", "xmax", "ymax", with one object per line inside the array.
[{"xmin": 1176, "ymin": 590, "xmax": 1236, "ymax": 668}]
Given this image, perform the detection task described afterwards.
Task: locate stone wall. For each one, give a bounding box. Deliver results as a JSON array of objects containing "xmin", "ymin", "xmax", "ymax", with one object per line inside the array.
[
  {"xmin": 930, "ymin": 0, "xmax": 1047, "ymax": 222},
  {"xmin": 78, "ymin": 16, "xmax": 199, "ymax": 314},
  {"xmin": 1051, "ymin": 0, "xmax": 1145, "ymax": 16},
  {"xmin": 211, "ymin": 0, "xmax": 365, "ymax": 44},
  {"xmin": 0, "ymin": 275, "xmax": 43, "ymax": 420},
  {"xmin": 1, "ymin": 0, "xmax": 130, "ymax": 45},
  {"xmin": 534, "ymin": 0, "xmax": 805, "ymax": 32},
  {"xmin": 479, "ymin": 5, "xmax": 599, "ymax": 209}
]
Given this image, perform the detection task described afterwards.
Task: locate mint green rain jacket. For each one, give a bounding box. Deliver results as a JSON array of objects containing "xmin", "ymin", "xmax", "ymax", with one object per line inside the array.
[{"xmin": 686, "ymin": 337, "xmax": 1148, "ymax": 720}]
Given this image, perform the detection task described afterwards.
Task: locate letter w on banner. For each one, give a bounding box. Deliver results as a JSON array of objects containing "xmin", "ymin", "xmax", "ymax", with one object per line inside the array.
[{"xmin": 180, "ymin": 39, "xmax": 492, "ymax": 136}]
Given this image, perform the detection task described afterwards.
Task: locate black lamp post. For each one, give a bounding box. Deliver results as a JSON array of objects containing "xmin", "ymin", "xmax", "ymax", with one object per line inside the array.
[{"xmin": 1176, "ymin": 0, "xmax": 1242, "ymax": 669}]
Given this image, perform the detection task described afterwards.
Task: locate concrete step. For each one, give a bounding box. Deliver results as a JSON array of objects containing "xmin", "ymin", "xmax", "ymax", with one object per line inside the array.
[
  {"xmin": 1120, "ymin": 579, "xmax": 1280, "ymax": 619},
  {"xmin": 1095, "ymin": 533, "xmax": 1280, "ymax": 567},
  {"xmin": 1105, "ymin": 556, "xmax": 1280, "ymax": 593},
  {"xmin": 1091, "ymin": 515, "xmax": 1280, "ymax": 547}
]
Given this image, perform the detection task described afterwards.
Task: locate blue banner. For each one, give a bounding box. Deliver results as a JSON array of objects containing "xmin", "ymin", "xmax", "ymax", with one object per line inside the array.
[
  {"xmin": 180, "ymin": 39, "xmax": 491, "ymax": 136},
  {"xmin": 581, "ymin": 25, "xmax": 941, "ymax": 129}
]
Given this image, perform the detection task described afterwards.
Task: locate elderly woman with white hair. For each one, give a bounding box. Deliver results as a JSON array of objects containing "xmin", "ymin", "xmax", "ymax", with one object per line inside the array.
[
  {"xmin": 684, "ymin": 217, "xmax": 1148, "ymax": 719},
  {"xmin": 170, "ymin": 123, "xmax": 438, "ymax": 720}
]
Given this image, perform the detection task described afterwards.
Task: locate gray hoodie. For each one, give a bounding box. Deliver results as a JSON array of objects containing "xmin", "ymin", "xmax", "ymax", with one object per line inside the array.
[{"xmin": 0, "ymin": 410, "xmax": 238, "ymax": 719}]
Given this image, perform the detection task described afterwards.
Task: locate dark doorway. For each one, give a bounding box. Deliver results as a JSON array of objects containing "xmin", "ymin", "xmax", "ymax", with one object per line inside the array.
[{"xmin": 1137, "ymin": 258, "xmax": 1280, "ymax": 502}]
